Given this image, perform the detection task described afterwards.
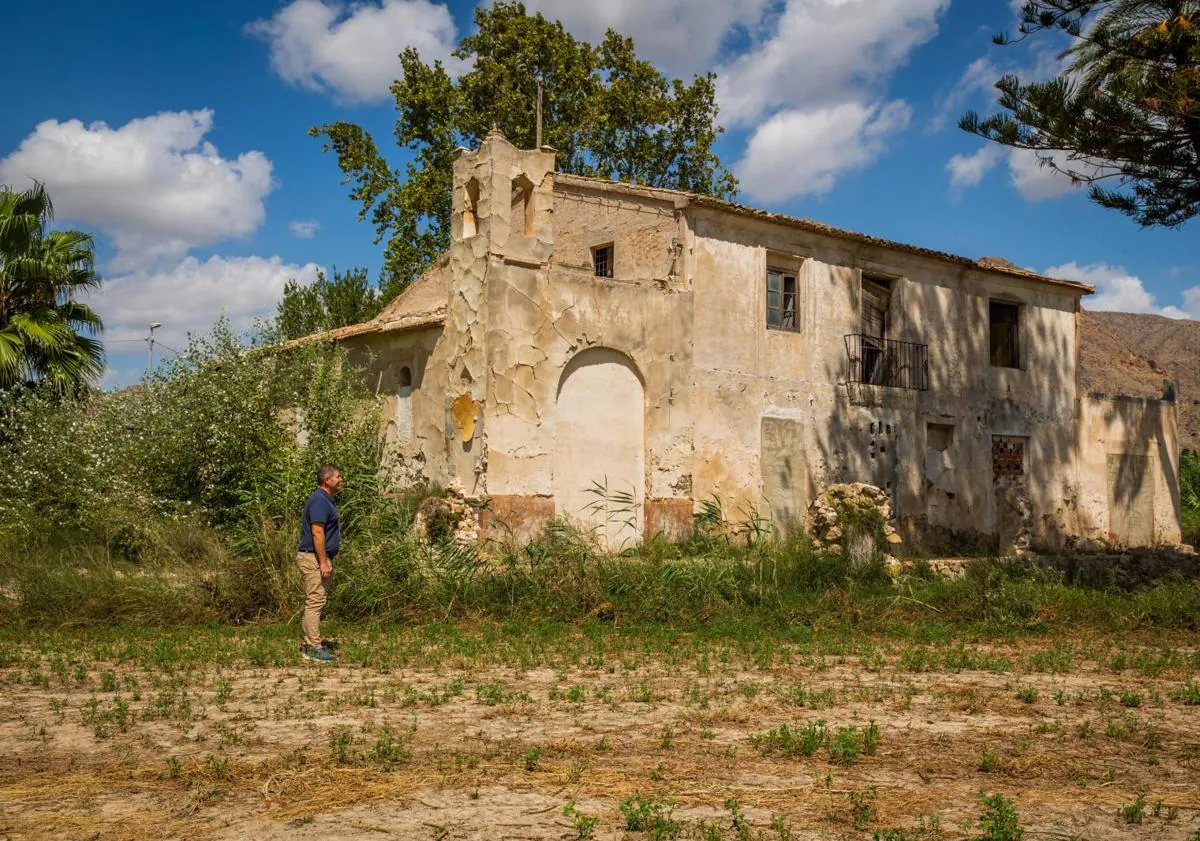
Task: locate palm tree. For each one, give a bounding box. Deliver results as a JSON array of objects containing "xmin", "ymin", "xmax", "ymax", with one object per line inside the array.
[{"xmin": 0, "ymin": 182, "xmax": 105, "ymax": 393}]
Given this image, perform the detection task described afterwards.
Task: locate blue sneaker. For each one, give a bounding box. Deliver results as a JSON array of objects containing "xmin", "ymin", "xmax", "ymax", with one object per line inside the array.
[{"xmin": 301, "ymin": 644, "xmax": 336, "ymax": 663}]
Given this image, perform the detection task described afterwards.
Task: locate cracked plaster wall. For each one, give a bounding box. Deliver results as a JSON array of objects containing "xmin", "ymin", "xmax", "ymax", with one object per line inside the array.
[
  {"xmin": 688, "ymin": 208, "xmax": 1109, "ymax": 550},
  {"xmin": 350, "ymin": 131, "xmax": 1178, "ymax": 550},
  {"xmin": 343, "ymin": 320, "xmax": 449, "ymax": 490},
  {"xmin": 1076, "ymin": 395, "xmax": 1181, "ymax": 546}
]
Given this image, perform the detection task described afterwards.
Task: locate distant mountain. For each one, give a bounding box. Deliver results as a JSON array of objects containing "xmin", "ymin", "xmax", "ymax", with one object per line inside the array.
[{"xmin": 1079, "ymin": 310, "xmax": 1200, "ymax": 453}]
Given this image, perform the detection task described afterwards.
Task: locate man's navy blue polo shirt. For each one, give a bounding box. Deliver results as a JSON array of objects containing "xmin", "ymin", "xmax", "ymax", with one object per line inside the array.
[{"xmin": 299, "ymin": 488, "xmax": 340, "ymax": 556}]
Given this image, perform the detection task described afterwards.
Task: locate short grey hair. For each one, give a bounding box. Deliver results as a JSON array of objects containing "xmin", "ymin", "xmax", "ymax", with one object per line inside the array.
[{"xmin": 316, "ymin": 464, "xmax": 340, "ymax": 486}]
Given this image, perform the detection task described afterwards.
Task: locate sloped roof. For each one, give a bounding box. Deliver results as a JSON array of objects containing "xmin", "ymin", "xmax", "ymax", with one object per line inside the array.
[
  {"xmin": 283, "ymin": 256, "xmax": 449, "ymax": 348},
  {"xmin": 554, "ymin": 173, "xmax": 1095, "ymax": 295}
]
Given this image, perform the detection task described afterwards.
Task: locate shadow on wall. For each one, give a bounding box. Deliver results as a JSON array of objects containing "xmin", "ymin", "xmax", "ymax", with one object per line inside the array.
[{"xmin": 797, "ymin": 262, "xmax": 1125, "ymax": 554}]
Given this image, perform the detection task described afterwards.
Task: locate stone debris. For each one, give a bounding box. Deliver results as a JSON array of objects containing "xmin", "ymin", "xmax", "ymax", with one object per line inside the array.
[
  {"xmin": 412, "ymin": 479, "xmax": 481, "ymax": 545},
  {"xmin": 806, "ymin": 483, "xmax": 903, "ymax": 574}
]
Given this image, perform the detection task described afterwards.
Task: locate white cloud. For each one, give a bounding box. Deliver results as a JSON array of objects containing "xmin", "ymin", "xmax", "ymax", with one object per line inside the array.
[
  {"xmin": 717, "ymin": 0, "xmax": 948, "ymax": 126},
  {"xmin": 929, "ymin": 56, "xmax": 998, "ymax": 133},
  {"xmin": 519, "ymin": 0, "xmax": 769, "ymax": 77},
  {"xmin": 736, "ymin": 100, "xmax": 912, "ymax": 203},
  {"xmin": 290, "ymin": 220, "xmax": 321, "ymax": 238},
  {"xmin": 97, "ymin": 255, "xmax": 323, "ymax": 352},
  {"xmin": 1045, "ymin": 261, "xmax": 1200, "ymax": 320},
  {"xmin": 1007, "ymin": 148, "xmax": 1081, "ymax": 200},
  {"xmin": 946, "ymin": 145, "xmax": 1002, "ymax": 190},
  {"xmin": 0, "ymin": 110, "xmax": 274, "ymax": 272},
  {"xmin": 247, "ymin": 0, "xmax": 459, "ymax": 103}
]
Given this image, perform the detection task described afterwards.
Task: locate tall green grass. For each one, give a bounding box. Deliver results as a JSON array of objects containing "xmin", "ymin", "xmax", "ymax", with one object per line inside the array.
[
  {"xmin": 3, "ymin": 514, "xmax": 1198, "ymax": 636},
  {"xmin": 1181, "ymin": 449, "xmax": 1200, "ymax": 548}
]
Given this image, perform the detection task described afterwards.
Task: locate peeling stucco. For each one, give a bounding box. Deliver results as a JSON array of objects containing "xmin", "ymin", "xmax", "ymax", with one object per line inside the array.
[{"xmin": 335, "ymin": 131, "xmax": 1180, "ymax": 551}]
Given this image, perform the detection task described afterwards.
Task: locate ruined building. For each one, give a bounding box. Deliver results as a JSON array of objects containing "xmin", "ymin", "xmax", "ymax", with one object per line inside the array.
[{"xmin": 324, "ymin": 130, "xmax": 1182, "ymax": 551}]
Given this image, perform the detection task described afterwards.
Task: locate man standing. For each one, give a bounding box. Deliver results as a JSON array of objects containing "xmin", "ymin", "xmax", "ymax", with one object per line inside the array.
[{"xmin": 297, "ymin": 464, "xmax": 342, "ymax": 662}]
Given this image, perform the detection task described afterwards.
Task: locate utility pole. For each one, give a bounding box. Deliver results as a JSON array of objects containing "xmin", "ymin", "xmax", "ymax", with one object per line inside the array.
[
  {"xmin": 535, "ymin": 77, "xmax": 543, "ymax": 148},
  {"xmin": 147, "ymin": 322, "xmax": 161, "ymax": 372}
]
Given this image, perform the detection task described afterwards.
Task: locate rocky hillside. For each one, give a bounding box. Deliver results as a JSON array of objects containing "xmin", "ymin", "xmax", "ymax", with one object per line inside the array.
[{"xmin": 1079, "ymin": 310, "xmax": 1200, "ymax": 452}]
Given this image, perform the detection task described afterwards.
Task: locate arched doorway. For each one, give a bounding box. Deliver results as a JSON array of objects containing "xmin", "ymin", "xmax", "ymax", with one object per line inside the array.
[{"xmin": 553, "ymin": 348, "xmax": 645, "ymax": 549}]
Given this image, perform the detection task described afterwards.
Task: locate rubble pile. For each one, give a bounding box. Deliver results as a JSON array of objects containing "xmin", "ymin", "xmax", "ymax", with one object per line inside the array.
[
  {"xmin": 412, "ymin": 479, "xmax": 480, "ymax": 544},
  {"xmin": 806, "ymin": 483, "xmax": 903, "ymax": 574}
]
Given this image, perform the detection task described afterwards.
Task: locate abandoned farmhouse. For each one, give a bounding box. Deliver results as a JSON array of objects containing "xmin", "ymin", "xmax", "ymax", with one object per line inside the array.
[{"xmin": 320, "ymin": 130, "xmax": 1182, "ymax": 552}]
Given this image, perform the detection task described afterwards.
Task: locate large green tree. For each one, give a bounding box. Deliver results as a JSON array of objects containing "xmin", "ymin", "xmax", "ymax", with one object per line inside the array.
[
  {"xmin": 312, "ymin": 1, "xmax": 738, "ymax": 296},
  {"xmin": 271, "ymin": 266, "xmax": 382, "ymax": 342},
  {"xmin": 0, "ymin": 183, "xmax": 104, "ymax": 394},
  {"xmin": 962, "ymin": 0, "xmax": 1200, "ymax": 226}
]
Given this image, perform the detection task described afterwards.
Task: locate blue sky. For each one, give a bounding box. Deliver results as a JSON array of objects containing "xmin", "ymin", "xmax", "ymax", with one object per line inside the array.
[{"xmin": 2, "ymin": 0, "xmax": 1197, "ymax": 386}]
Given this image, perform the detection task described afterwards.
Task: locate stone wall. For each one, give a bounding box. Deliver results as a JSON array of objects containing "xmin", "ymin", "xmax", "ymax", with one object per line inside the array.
[
  {"xmin": 344, "ymin": 132, "xmax": 1180, "ymax": 551},
  {"xmin": 1076, "ymin": 394, "xmax": 1181, "ymax": 547}
]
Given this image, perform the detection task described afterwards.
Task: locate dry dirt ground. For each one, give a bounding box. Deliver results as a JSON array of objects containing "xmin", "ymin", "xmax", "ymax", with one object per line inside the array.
[{"xmin": 1, "ymin": 627, "xmax": 1199, "ymax": 840}]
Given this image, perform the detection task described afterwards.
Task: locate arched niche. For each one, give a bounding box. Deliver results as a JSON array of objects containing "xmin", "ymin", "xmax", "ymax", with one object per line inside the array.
[
  {"xmin": 462, "ymin": 177, "xmax": 480, "ymax": 239},
  {"xmin": 510, "ymin": 174, "xmax": 534, "ymax": 239},
  {"xmin": 553, "ymin": 347, "xmax": 645, "ymax": 549}
]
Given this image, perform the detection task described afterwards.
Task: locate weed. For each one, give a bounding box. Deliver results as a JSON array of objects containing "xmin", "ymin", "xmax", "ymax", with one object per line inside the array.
[
  {"xmin": 1152, "ymin": 800, "xmax": 1180, "ymax": 821},
  {"xmin": 370, "ymin": 726, "xmax": 410, "ymax": 771},
  {"xmin": 863, "ymin": 720, "xmax": 882, "ymax": 756},
  {"xmin": 975, "ymin": 792, "xmax": 1023, "ymax": 841},
  {"xmin": 522, "ymin": 745, "xmax": 543, "ymax": 771},
  {"xmin": 563, "ymin": 801, "xmax": 600, "ymax": 840},
  {"xmin": 203, "ymin": 753, "xmax": 231, "ymax": 781},
  {"xmin": 849, "ymin": 787, "xmax": 879, "ymax": 830},
  {"xmin": 619, "ymin": 793, "xmax": 682, "ymax": 838},
  {"xmin": 750, "ymin": 721, "xmax": 827, "ymax": 758},
  {"xmin": 1118, "ymin": 794, "xmax": 1146, "ymax": 825},
  {"xmin": 100, "ymin": 670, "xmax": 117, "ymax": 692},
  {"xmin": 1119, "ymin": 690, "xmax": 1143, "ymax": 708},
  {"xmin": 659, "ymin": 724, "xmax": 674, "ymax": 749},
  {"xmin": 1171, "ymin": 680, "xmax": 1200, "ymax": 705},
  {"xmin": 829, "ymin": 726, "xmax": 861, "ymax": 766},
  {"xmin": 1016, "ymin": 686, "xmax": 1039, "ymax": 704},
  {"xmin": 979, "ymin": 747, "xmax": 999, "ymax": 772},
  {"xmin": 328, "ymin": 726, "xmax": 359, "ymax": 765}
]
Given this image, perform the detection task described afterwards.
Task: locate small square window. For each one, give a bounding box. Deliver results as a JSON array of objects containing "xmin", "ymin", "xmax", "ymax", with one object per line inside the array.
[
  {"xmin": 593, "ymin": 244, "xmax": 613, "ymax": 278},
  {"xmin": 989, "ymin": 301, "xmax": 1021, "ymax": 368},
  {"xmin": 766, "ymin": 269, "xmax": 798, "ymax": 330}
]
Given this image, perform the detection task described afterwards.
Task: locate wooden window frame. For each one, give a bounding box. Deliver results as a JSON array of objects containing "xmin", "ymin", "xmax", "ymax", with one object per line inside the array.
[{"xmin": 766, "ymin": 267, "xmax": 799, "ymax": 332}]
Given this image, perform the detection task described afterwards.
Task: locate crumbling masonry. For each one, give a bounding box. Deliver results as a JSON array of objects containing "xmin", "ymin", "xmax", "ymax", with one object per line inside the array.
[{"xmin": 326, "ymin": 130, "xmax": 1183, "ymax": 553}]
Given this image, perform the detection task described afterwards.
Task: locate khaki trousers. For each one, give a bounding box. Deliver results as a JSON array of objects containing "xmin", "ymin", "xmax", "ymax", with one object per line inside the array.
[{"xmin": 296, "ymin": 551, "xmax": 329, "ymax": 647}]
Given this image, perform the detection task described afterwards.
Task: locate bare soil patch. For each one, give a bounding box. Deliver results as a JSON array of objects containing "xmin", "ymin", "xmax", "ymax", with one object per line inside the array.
[{"xmin": 2, "ymin": 630, "xmax": 1199, "ymax": 840}]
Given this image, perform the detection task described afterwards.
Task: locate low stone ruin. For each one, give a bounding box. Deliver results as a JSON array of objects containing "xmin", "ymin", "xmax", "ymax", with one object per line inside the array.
[
  {"xmin": 806, "ymin": 483, "xmax": 903, "ymax": 574},
  {"xmin": 412, "ymin": 479, "xmax": 480, "ymax": 544}
]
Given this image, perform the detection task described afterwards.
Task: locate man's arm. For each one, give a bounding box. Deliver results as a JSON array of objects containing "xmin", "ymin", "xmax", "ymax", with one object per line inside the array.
[{"xmin": 311, "ymin": 523, "xmax": 332, "ymax": 580}]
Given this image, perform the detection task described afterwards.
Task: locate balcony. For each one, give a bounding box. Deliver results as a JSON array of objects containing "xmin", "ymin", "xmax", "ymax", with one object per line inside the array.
[{"xmin": 844, "ymin": 334, "xmax": 929, "ymax": 391}]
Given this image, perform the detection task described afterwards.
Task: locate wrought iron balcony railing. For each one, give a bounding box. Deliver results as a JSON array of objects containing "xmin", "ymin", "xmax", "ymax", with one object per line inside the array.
[{"xmin": 844, "ymin": 334, "xmax": 929, "ymax": 391}]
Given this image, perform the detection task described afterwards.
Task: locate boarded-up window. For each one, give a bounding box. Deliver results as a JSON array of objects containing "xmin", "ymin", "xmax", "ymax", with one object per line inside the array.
[
  {"xmin": 990, "ymin": 301, "xmax": 1020, "ymax": 368},
  {"xmin": 766, "ymin": 269, "xmax": 798, "ymax": 330},
  {"xmin": 992, "ymin": 435, "xmax": 1025, "ymax": 478}
]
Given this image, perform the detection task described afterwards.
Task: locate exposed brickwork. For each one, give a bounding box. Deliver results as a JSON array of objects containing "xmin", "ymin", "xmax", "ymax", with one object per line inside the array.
[
  {"xmin": 480, "ymin": 495, "xmax": 555, "ymax": 544},
  {"xmin": 645, "ymin": 498, "xmax": 694, "ymax": 542}
]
